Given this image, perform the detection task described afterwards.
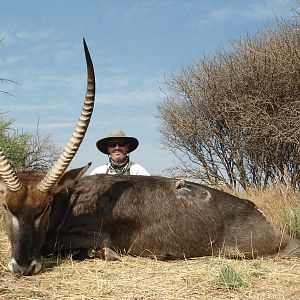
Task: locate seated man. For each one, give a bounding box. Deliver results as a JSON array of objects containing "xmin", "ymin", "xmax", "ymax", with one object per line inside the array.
[{"xmin": 90, "ymin": 130, "xmax": 150, "ymax": 175}]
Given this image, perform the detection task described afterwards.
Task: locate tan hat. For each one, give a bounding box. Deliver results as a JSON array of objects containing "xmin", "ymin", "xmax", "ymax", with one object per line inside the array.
[{"xmin": 96, "ymin": 130, "xmax": 139, "ymax": 155}]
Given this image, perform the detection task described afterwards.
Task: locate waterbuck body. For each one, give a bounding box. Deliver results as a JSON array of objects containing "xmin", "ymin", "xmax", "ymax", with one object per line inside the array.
[
  {"xmin": 42, "ymin": 174, "xmax": 300, "ymax": 261},
  {"xmin": 1, "ymin": 39, "xmax": 300, "ymax": 276}
]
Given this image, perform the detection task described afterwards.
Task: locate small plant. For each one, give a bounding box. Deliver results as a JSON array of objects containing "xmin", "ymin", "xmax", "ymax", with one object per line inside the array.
[{"xmin": 217, "ymin": 265, "xmax": 249, "ymax": 289}]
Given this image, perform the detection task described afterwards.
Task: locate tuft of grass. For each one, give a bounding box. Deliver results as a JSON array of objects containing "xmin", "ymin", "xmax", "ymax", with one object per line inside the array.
[
  {"xmin": 284, "ymin": 207, "xmax": 300, "ymax": 239},
  {"xmin": 217, "ymin": 265, "xmax": 249, "ymax": 289}
]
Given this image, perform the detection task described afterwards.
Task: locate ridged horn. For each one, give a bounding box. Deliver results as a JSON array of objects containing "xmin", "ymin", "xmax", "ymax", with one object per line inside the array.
[
  {"xmin": 0, "ymin": 148, "xmax": 22, "ymax": 191},
  {"xmin": 37, "ymin": 38, "xmax": 96, "ymax": 193}
]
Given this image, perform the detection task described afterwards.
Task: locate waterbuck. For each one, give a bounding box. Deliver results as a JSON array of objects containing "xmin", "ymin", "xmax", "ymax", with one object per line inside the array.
[{"xmin": 1, "ymin": 41, "xmax": 300, "ymax": 276}]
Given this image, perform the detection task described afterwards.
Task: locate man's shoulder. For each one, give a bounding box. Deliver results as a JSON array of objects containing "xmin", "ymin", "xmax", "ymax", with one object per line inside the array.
[
  {"xmin": 129, "ymin": 161, "xmax": 141, "ymax": 169},
  {"xmin": 129, "ymin": 162, "xmax": 150, "ymax": 175},
  {"xmin": 90, "ymin": 164, "xmax": 108, "ymax": 175}
]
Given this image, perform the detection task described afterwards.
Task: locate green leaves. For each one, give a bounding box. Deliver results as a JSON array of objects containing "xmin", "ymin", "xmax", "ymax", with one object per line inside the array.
[{"xmin": 0, "ymin": 114, "xmax": 31, "ymax": 169}]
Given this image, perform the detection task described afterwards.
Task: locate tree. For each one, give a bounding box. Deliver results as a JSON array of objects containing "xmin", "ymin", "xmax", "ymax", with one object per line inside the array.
[
  {"xmin": 21, "ymin": 122, "xmax": 61, "ymax": 172},
  {"xmin": 0, "ymin": 114, "xmax": 60, "ymax": 172},
  {"xmin": 159, "ymin": 15, "xmax": 300, "ymax": 190},
  {"xmin": 0, "ymin": 115, "xmax": 30, "ymax": 167}
]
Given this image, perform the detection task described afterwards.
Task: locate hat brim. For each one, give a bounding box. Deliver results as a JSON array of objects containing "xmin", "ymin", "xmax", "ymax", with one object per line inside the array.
[{"xmin": 96, "ymin": 136, "xmax": 139, "ymax": 154}]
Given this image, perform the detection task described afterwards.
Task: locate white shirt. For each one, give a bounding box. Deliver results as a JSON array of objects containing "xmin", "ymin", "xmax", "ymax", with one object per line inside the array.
[{"xmin": 90, "ymin": 161, "xmax": 150, "ymax": 176}]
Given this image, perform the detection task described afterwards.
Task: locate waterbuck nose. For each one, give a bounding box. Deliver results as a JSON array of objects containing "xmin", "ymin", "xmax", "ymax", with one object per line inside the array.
[{"xmin": 8, "ymin": 258, "xmax": 42, "ymax": 275}]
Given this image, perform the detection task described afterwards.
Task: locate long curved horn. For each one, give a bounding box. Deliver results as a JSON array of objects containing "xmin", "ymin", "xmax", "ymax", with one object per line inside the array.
[
  {"xmin": 37, "ymin": 38, "xmax": 96, "ymax": 193},
  {"xmin": 0, "ymin": 149, "xmax": 22, "ymax": 191}
]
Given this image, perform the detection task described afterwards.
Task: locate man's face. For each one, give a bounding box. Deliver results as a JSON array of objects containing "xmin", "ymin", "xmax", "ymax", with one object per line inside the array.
[{"xmin": 107, "ymin": 139, "xmax": 129, "ymax": 163}]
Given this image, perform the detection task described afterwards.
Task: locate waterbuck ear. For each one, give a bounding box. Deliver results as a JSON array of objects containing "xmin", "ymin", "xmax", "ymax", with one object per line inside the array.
[{"xmin": 51, "ymin": 162, "xmax": 92, "ymax": 195}]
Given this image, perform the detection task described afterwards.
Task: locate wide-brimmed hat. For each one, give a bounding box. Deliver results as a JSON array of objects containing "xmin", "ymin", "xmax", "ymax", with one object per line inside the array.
[{"xmin": 96, "ymin": 130, "xmax": 139, "ymax": 155}]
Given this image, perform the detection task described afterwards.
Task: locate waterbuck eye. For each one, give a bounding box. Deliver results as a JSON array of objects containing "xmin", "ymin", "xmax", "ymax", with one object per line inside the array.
[{"xmin": 3, "ymin": 203, "xmax": 8, "ymax": 211}]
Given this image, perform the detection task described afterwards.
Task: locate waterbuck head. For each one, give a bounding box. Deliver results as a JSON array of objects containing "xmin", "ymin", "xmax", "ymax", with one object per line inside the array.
[{"xmin": 0, "ymin": 39, "xmax": 95, "ymax": 275}]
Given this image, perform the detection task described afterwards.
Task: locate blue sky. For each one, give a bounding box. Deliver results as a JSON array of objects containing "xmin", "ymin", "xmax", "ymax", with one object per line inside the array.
[{"xmin": 0, "ymin": 0, "xmax": 295, "ymax": 175}]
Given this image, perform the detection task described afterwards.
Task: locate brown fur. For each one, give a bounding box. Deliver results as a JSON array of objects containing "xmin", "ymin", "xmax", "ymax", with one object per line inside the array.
[{"xmin": 4, "ymin": 174, "xmax": 51, "ymax": 212}]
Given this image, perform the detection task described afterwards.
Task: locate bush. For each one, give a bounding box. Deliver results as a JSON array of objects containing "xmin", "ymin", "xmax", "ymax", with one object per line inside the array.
[
  {"xmin": 159, "ymin": 13, "xmax": 300, "ymax": 190},
  {"xmin": 0, "ymin": 114, "xmax": 60, "ymax": 172}
]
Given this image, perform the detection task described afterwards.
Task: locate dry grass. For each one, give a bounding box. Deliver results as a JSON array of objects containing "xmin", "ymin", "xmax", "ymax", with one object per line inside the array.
[
  {"xmin": 1, "ymin": 186, "xmax": 300, "ymax": 299},
  {"xmin": 233, "ymin": 182, "xmax": 300, "ymax": 236}
]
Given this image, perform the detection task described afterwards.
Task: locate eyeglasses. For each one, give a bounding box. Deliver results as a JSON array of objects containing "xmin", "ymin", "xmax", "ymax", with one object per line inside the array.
[{"xmin": 108, "ymin": 141, "xmax": 127, "ymax": 148}]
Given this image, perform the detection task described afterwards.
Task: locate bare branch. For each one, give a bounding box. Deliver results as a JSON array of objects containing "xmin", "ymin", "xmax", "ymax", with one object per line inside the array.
[{"xmin": 159, "ymin": 13, "xmax": 300, "ymax": 190}]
